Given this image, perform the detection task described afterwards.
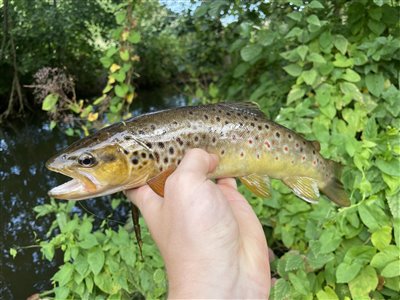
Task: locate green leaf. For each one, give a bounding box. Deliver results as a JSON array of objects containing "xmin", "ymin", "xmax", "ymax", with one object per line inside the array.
[
  {"xmin": 54, "ymin": 287, "xmax": 69, "ymax": 299},
  {"xmin": 285, "ymin": 253, "xmax": 305, "ymax": 271},
  {"xmin": 258, "ymin": 31, "xmax": 275, "ymax": 46},
  {"xmin": 115, "ymin": 11, "xmax": 126, "ymax": 24},
  {"xmin": 381, "ymin": 260, "xmax": 400, "ymax": 278},
  {"xmin": 371, "ymin": 226, "xmax": 392, "ymax": 251},
  {"xmin": 283, "ymin": 64, "xmax": 302, "ymax": 77},
  {"xmin": 120, "ymin": 50, "xmax": 130, "ymax": 61},
  {"xmin": 100, "ymin": 56, "xmax": 112, "ymax": 68},
  {"xmin": 302, "ymin": 69, "xmax": 318, "ymax": 85},
  {"xmin": 341, "ymin": 69, "xmax": 361, "ymax": 82},
  {"xmin": 340, "ymin": 82, "xmax": 362, "ymax": 102},
  {"xmin": 307, "ymin": 52, "xmax": 326, "ymax": 64},
  {"xmin": 365, "ymin": 73, "xmax": 385, "ymax": 97},
  {"xmin": 115, "ymin": 84, "xmax": 129, "ymax": 98},
  {"xmin": 288, "ymin": 271, "xmax": 309, "ymax": 295},
  {"xmin": 287, "ymin": 86, "xmax": 306, "ymax": 104},
  {"xmin": 306, "ymin": 15, "xmax": 321, "ymax": 27},
  {"xmin": 233, "ymin": 63, "xmax": 250, "ymax": 78},
  {"xmin": 128, "ymin": 31, "xmax": 141, "ymax": 44},
  {"xmin": 368, "ymin": 19, "xmax": 386, "ymax": 35},
  {"xmin": 336, "ymin": 262, "xmax": 362, "ymax": 283},
  {"xmin": 296, "ymin": 45, "xmax": 308, "ymax": 61},
  {"xmin": 53, "ymin": 263, "xmax": 74, "ymax": 286},
  {"xmin": 319, "ymin": 31, "xmax": 332, "ymax": 49},
  {"xmin": 316, "ymin": 286, "xmax": 338, "ymax": 300},
  {"xmin": 334, "ymin": 35, "xmax": 348, "ymax": 55},
  {"xmin": 287, "ymin": 12, "xmax": 302, "ymax": 22},
  {"xmin": 42, "ymin": 94, "xmax": 59, "ymax": 111},
  {"xmin": 50, "ymin": 120, "xmax": 57, "ymax": 130},
  {"xmin": 9, "ymin": 248, "xmax": 17, "ymax": 258},
  {"xmin": 271, "ymin": 279, "xmax": 291, "ymax": 300},
  {"xmin": 319, "ymin": 228, "xmax": 342, "ymax": 253},
  {"xmin": 376, "ymin": 158, "xmax": 400, "ymax": 176},
  {"xmin": 153, "ymin": 269, "xmax": 165, "ymax": 283},
  {"xmin": 120, "ymin": 245, "xmax": 136, "ymax": 267},
  {"xmin": 88, "ymin": 247, "xmax": 105, "ymax": 275},
  {"xmin": 65, "ymin": 128, "xmax": 74, "ymax": 137},
  {"xmin": 41, "ymin": 243, "xmax": 55, "ymax": 260},
  {"xmin": 308, "ymin": 0, "xmax": 324, "ymax": 9},
  {"xmin": 240, "ymin": 44, "xmax": 262, "ymax": 62},
  {"xmin": 349, "ymin": 266, "xmax": 378, "ymax": 299},
  {"xmin": 194, "ymin": 3, "xmax": 209, "ymax": 17},
  {"xmin": 79, "ymin": 234, "xmax": 98, "ymax": 249},
  {"xmin": 371, "ymin": 246, "xmax": 400, "ymax": 270}
]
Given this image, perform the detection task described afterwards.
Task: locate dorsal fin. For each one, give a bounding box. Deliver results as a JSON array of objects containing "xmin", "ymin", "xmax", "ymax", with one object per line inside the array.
[
  {"xmin": 311, "ymin": 141, "xmax": 321, "ymax": 151},
  {"xmin": 218, "ymin": 102, "xmax": 266, "ymax": 118}
]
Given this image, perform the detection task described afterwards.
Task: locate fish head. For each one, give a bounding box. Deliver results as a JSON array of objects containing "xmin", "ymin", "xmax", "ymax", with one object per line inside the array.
[{"xmin": 46, "ymin": 140, "xmax": 155, "ymax": 200}]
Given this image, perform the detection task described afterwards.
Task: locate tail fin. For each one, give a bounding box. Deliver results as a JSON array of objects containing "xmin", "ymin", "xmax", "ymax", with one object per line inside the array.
[{"xmin": 320, "ymin": 161, "xmax": 351, "ymax": 207}]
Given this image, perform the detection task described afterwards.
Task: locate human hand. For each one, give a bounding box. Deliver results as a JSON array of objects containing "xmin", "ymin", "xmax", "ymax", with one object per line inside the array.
[{"xmin": 126, "ymin": 149, "xmax": 271, "ymax": 299}]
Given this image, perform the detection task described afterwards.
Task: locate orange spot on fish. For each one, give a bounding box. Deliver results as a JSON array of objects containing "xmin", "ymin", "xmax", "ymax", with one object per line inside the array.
[
  {"xmin": 265, "ymin": 140, "xmax": 271, "ymax": 148},
  {"xmin": 284, "ymin": 146, "xmax": 289, "ymax": 152}
]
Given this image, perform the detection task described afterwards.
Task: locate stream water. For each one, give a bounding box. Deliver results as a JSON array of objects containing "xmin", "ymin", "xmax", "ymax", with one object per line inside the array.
[{"xmin": 0, "ymin": 88, "xmax": 189, "ymax": 299}]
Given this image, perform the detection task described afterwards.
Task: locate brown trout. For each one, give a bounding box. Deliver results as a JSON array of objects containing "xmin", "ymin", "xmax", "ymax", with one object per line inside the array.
[{"xmin": 46, "ymin": 102, "xmax": 350, "ymax": 206}]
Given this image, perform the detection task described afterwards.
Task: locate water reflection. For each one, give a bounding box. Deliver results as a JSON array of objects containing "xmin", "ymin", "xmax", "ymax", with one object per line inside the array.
[{"xmin": 0, "ymin": 88, "xmax": 189, "ymax": 299}]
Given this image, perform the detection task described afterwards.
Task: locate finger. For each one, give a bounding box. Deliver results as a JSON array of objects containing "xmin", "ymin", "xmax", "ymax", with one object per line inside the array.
[
  {"xmin": 174, "ymin": 148, "xmax": 218, "ymax": 182},
  {"xmin": 125, "ymin": 185, "xmax": 163, "ymax": 220},
  {"xmin": 216, "ymin": 177, "xmax": 237, "ymax": 190}
]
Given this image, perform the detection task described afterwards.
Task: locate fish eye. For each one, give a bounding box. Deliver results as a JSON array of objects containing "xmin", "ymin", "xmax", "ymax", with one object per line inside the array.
[{"xmin": 78, "ymin": 153, "xmax": 96, "ymax": 167}]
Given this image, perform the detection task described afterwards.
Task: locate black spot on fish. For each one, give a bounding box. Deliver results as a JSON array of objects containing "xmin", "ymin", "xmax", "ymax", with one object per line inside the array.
[
  {"xmin": 123, "ymin": 149, "xmax": 129, "ymax": 155},
  {"xmin": 244, "ymin": 116, "xmax": 248, "ymax": 120},
  {"xmin": 189, "ymin": 111, "xmax": 193, "ymax": 115},
  {"xmin": 173, "ymin": 121, "xmax": 178, "ymax": 125},
  {"xmin": 218, "ymin": 109, "xmax": 222, "ymax": 113},
  {"xmin": 237, "ymin": 112, "xmax": 241, "ymax": 116},
  {"xmin": 313, "ymin": 150, "xmax": 316, "ymax": 155},
  {"xmin": 131, "ymin": 157, "xmax": 139, "ymax": 165},
  {"xmin": 146, "ymin": 142, "xmax": 152, "ymax": 149},
  {"xmin": 204, "ymin": 115, "xmax": 209, "ymax": 120},
  {"xmin": 194, "ymin": 136, "xmax": 199, "ymax": 142},
  {"xmin": 149, "ymin": 153, "xmax": 154, "ymax": 160},
  {"xmin": 265, "ymin": 124, "xmax": 270, "ymax": 130},
  {"xmin": 225, "ymin": 121, "xmax": 229, "ymax": 125},
  {"xmin": 212, "ymin": 137, "xmax": 216, "ymax": 143},
  {"xmin": 169, "ymin": 147, "xmax": 174, "ymax": 155},
  {"xmin": 177, "ymin": 159, "xmax": 181, "ymax": 164},
  {"xmin": 164, "ymin": 157, "xmax": 168, "ymax": 164},
  {"xmin": 288, "ymin": 134, "xmax": 292, "ymax": 139},
  {"xmin": 132, "ymin": 151, "xmax": 139, "ymax": 156},
  {"xmin": 226, "ymin": 112, "xmax": 231, "ymax": 116},
  {"xmin": 151, "ymin": 124, "xmax": 156, "ymax": 130},
  {"xmin": 250, "ymin": 122, "xmax": 255, "ymax": 127},
  {"xmin": 158, "ymin": 142, "xmax": 165, "ymax": 149},
  {"xmin": 176, "ymin": 137, "xmax": 184, "ymax": 146},
  {"xmin": 221, "ymin": 149, "xmax": 225, "ymax": 155},
  {"xmin": 141, "ymin": 152, "xmax": 147, "ymax": 159},
  {"xmin": 216, "ymin": 117, "xmax": 220, "ymax": 122},
  {"xmin": 258, "ymin": 125, "xmax": 262, "ymax": 130},
  {"xmin": 275, "ymin": 132, "xmax": 280, "ymax": 138},
  {"xmin": 154, "ymin": 152, "xmax": 160, "ymax": 163},
  {"xmin": 139, "ymin": 130, "xmax": 145, "ymax": 135}
]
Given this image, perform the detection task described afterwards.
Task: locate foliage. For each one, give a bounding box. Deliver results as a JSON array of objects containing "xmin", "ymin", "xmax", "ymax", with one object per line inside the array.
[
  {"xmin": 33, "ymin": 199, "xmax": 166, "ymax": 299},
  {"xmin": 190, "ymin": 0, "xmax": 399, "ymax": 299},
  {"xmin": 11, "ymin": 0, "xmax": 400, "ymax": 299}
]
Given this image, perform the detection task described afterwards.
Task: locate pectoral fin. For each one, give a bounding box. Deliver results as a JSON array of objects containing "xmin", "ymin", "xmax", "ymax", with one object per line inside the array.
[
  {"xmin": 239, "ymin": 174, "xmax": 271, "ymax": 198},
  {"xmin": 283, "ymin": 176, "xmax": 320, "ymax": 204},
  {"xmin": 147, "ymin": 166, "xmax": 176, "ymax": 197}
]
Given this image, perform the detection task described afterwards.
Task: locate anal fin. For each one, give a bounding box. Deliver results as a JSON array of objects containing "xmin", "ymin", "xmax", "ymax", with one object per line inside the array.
[
  {"xmin": 147, "ymin": 166, "xmax": 176, "ymax": 197},
  {"xmin": 239, "ymin": 174, "xmax": 271, "ymax": 198},
  {"xmin": 283, "ymin": 176, "xmax": 320, "ymax": 204}
]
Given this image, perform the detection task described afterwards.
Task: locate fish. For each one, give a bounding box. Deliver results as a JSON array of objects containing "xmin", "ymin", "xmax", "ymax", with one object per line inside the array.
[{"xmin": 46, "ymin": 102, "xmax": 350, "ymax": 207}]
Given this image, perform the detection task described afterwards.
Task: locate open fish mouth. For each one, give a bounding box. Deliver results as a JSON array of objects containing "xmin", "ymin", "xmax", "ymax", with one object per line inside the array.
[{"xmin": 46, "ymin": 165, "xmax": 98, "ymax": 200}]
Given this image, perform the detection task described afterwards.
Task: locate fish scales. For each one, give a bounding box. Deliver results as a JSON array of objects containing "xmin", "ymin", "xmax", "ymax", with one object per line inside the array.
[{"xmin": 47, "ymin": 102, "xmax": 350, "ymax": 206}]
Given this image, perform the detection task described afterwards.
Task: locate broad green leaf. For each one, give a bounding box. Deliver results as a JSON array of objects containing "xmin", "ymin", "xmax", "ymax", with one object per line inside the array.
[
  {"xmin": 306, "ymin": 15, "xmax": 321, "ymax": 27},
  {"xmin": 334, "ymin": 35, "xmax": 348, "ymax": 55},
  {"xmin": 53, "ymin": 263, "xmax": 74, "ymax": 286},
  {"xmin": 336, "ymin": 262, "xmax": 362, "ymax": 283},
  {"xmin": 319, "ymin": 31, "xmax": 332, "ymax": 49},
  {"xmin": 341, "ymin": 69, "xmax": 361, "ymax": 82},
  {"xmin": 381, "ymin": 260, "xmax": 400, "ymax": 278},
  {"xmin": 100, "ymin": 56, "xmax": 112, "ymax": 68},
  {"xmin": 307, "ymin": 52, "xmax": 326, "ymax": 64},
  {"xmin": 349, "ymin": 266, "xmax": 378, "ymax": 299},
  {"xmin": 371, "ymin": 246, "xmax": 399, "ymax": 270},
  {"xmin": 128, "ymin": 31, "xmax": 141, "ymax": 44},
  {"xmin": 233, "ymin": 63, "xmax": 250, "ymax": 78},
  {"xmin": 194, "ymin": 3, "xmax": 209, "ymax": 17},
  {"xmin": 120, "ymin": 50, "xmax": 130, "ymax": 61},
  {"xmin": 319, "ymin": 228, "xmax": 342, "ymax": 253},
  {"xmin": 50, "ymin": 120, "xmax": 57, "ymax": 130},
  {"xmin": 115, "ymin": 11, "xmax": 126, "ymax": 24},
  {"xmin": 288, "ymin": 271, "xmax": 309, "ymax": 295},
  {"xmin": 316, "ymin": 286, "xmax": 339, "ymax": 300},
  {"xmin": 271, "ymin": 279, "xmax": 291, "ymax": 300},
  {"xmin": 79, "ymin": 234, "xmax": 98, "ymax": 249},
  {"xmin": 42, "ymin": 94, "xmax": 59, "ymax": 111},
  {"xmin": 41, "ymin": 243, "xmax": 55, "ymax": 261},
  {"xmin": 340, "ymin": 82, "xmax": 362, "ymax": 102},
  {"xmin": 258, "ymin": 31, "xmax": 275, "ymax": 46},
  {"xmin": 9, "ymin": 248, "xmax": 17, "ymax": 258},
  {"xmin": 54, "ymin": 287, "xmax": 69, "ymax": 299},
  {"xmin": 365, "ymin": 73, "xmax": 385, "ymax": 97},
  {"xmin": 368, "ymin": 19, "xmax": 386, "ymax": 35},
  {"xmin": 240, "ymin": 44, "xmax": 262, "ymax": 62},
  {"xmin": 283, "ymin": 64, "xmax": 302, "ymax": 77},
  {"xmin": 120, "ymin": 246, "xmax": 136, "ymax": 267},
  {"xmin": 287, "ymin": 86, "xmax": 306, "ymax": 104},
  {"xmin": 308, "ymin": 0, "xmax": 324, "ymax": 9},
  {"xmin": 371, "ymin": 226, "xmax": 392, "ymax": 251},
  {"xmin": 376, "ymin": 158, "xmax": 400, "ymax": 176},
  {"xmin": 153, "ymin": 269, "xmax": 165, "ymax": 283},
  {"xmin": 88, "ymin": 247, "xmax": 105, "ymax": 275},
  {"xmin": 285, "ymin": 252, "xmax": 305, "ymax": 271},
  {"xmin": 302, "ymin": 69, "xmax": 317, "ymax": 85},
  {"xmin": 296, "ymin": 45, "xmax": 308, "ymax": 61},
  {"xmin": 287, "ymin": 12, "xmax": 302, "ymax": 22},
  {"xmin": 115, "ymin": 84, "xmax": 129, "ymax": 98}
]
